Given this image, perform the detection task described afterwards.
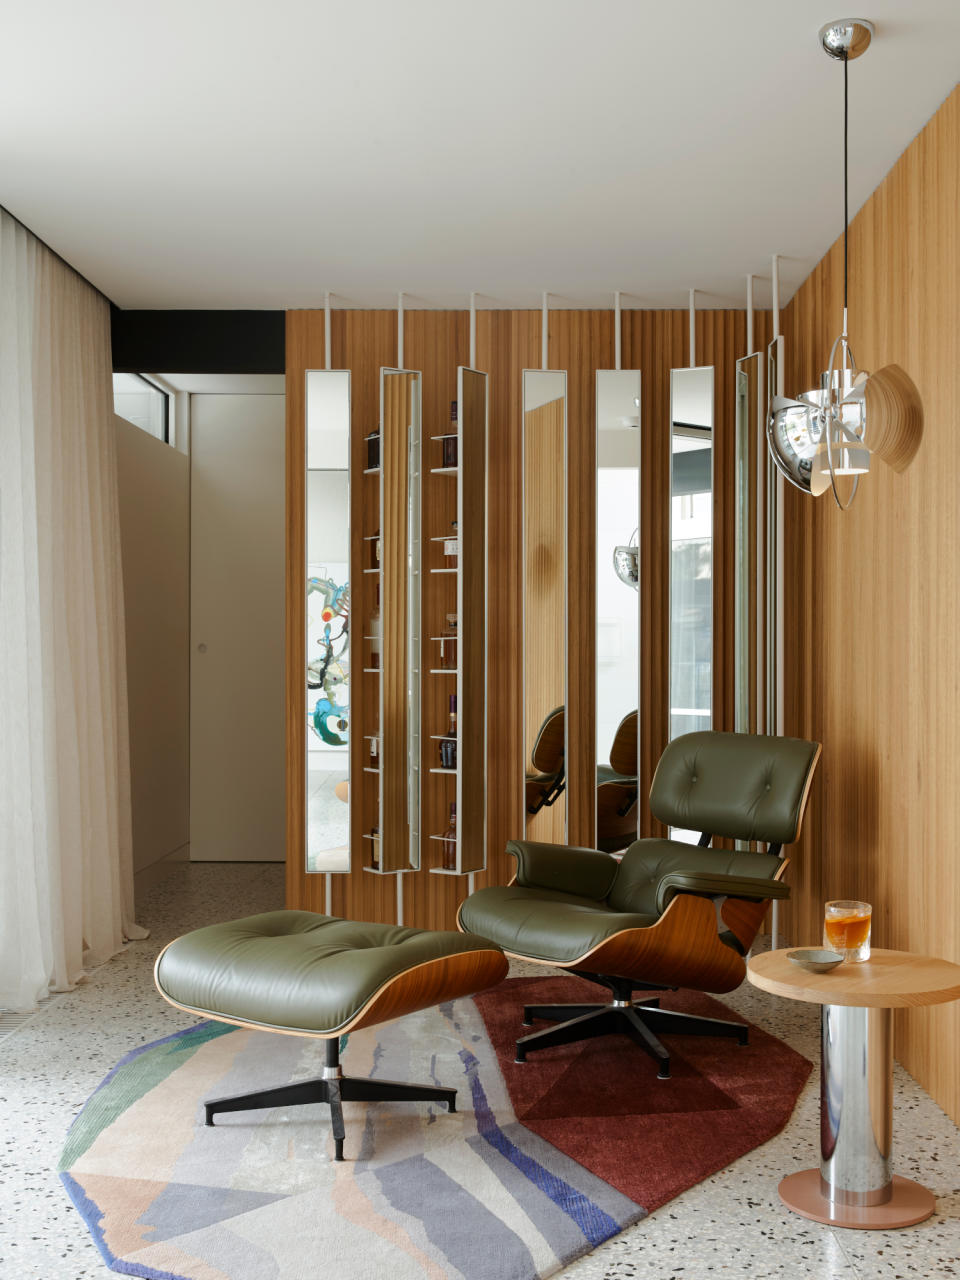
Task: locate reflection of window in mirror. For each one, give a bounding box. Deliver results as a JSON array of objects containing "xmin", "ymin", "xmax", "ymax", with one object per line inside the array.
[
  {"xmin": 596, "ymin": 370, "xmax": 640, "ymax": 853},
  {"xmin": 670, "ymin": 367, "xmax": 713, "ymax": 842},
  {"xmin": 305, "ymin": 370, "xmax": 351, "ymax": 874}
]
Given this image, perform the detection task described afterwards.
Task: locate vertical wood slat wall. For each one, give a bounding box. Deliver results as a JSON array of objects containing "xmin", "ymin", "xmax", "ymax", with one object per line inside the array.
[
  {"xmin": 780, "ymin": 86, "xmax": 960, "ymax": 1123},
  {"xmin": 287, "ymin": 306, "xmax": 771, "ymax": 929}
]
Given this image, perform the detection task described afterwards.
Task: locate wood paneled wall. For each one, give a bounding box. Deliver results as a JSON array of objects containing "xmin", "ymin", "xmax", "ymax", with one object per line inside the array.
[
  {"xmin": 287, "ymin": 306, "xmax": 771, "ymax": 929},
  {"xmin": 780, "ymin": 85, "xmax": 960, "ymax": 1121}
]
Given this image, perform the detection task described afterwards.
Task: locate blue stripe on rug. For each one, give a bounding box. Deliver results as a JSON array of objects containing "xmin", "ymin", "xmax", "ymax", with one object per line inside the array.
[
  {"xmin": 373, "ymin": 1154, "xmax": 538, "ymax": 1280},
  {"xmin": 459, "ymin": 1046, "xmax": 621, "ymax": 1248},
  {"xmin": 59, "ymin": 1171, "xmax": 190, "ymax": 1280}
]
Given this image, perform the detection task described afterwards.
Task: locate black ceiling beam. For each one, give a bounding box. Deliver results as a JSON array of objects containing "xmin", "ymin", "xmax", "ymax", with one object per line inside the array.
[{"xmin": 111, "ymin": 307, "xmax": 285, "ymax": 374}]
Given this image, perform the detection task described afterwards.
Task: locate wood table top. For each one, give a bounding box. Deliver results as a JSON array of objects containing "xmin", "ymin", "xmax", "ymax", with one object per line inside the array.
[{"xmin": 747, "ymin": 948, "xmax": 960, "ymax": 1009}]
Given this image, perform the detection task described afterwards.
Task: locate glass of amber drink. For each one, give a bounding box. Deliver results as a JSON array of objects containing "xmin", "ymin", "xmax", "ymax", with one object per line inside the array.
[{"xmin": 823, "ymin": 900, "xmax": 872, "ymax": 962}]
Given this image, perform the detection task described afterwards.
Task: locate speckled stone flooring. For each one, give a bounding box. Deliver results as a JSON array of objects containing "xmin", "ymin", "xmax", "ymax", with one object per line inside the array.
[{"xmin": 2, "ymin": 861, "xmax": 958, "ymax": 1279}]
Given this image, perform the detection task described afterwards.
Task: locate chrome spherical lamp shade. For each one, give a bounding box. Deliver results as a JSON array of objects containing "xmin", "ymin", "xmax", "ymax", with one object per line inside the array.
[{"xmin": 767, "ymin": 395, "xmax": 822, "ymax": 493}]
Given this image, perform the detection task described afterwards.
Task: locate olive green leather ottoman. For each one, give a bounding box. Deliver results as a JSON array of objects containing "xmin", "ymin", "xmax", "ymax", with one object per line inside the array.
[{"xmin": 154, "ymin": 910, "xmax": 508, "ymax": 1160}]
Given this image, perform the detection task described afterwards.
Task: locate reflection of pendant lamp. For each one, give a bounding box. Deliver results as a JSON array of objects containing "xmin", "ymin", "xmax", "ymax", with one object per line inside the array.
[
  {"xmin": 766, "ymin": 20, "xmax": 924, "ymax": 510},
  {"xmin": 613, "ymin": 529, "xmax": 639, "ymax": 591}
]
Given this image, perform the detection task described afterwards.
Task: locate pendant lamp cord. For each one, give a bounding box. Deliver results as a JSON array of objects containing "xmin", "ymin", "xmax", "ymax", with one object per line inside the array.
[{"xmin": 842, "ymin": 52, "xmax": 849, "ymax": 331}]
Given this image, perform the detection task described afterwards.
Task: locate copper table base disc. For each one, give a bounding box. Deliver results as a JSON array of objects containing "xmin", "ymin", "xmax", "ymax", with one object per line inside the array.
[{"xmin": 778, "ymin": 1170, "xmax": 935, "ymax": 1229}]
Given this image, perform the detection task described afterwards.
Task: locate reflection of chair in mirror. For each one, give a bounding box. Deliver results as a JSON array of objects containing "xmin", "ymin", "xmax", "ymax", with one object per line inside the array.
[
  {"xmin": 525, "ymin": 706, "xmax": 565, "ymax": 817},
  {"xmin": 460, "ymin": 730, "xmax": 821, "ymax": 1079},
  {"xmin": 596, "ymin": 710, "xmax": 638, "ymax": 853}
]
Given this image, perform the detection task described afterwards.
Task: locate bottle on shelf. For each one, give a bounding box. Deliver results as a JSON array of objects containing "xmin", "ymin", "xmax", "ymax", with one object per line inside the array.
[
  {"xmin": 441, "ymin": 803, "xmax": 457, "ymax": 871},
  {"xmin": 439, "ymin": 609, "xmax": 458, "ymax": 670},
  {"xmin": 442, "ymin": 401, "xmax": 458, "ymax": 468},
  {"xmin": 440, "ymin": 694, "xmax": 457, "ymax": 768},
  {"xmin": 371, "ymin": 527, "xmax": 380, "ymax": 570},
  {"xmin": 366, "ymin": 428, "xmax": 380, "ymax": 470},
  {"xmin": 370, "ymin": 826, "xmax": 381, "ymax": 871},
  {"xmin": 439, "ymin": 632, "xmax": 457, "ymax": 670},
  {"xmin": 369, "ymin": 734, "xmax": 379, "ymax": 763},
  {"xmin": 369, "ymin": 587, "xmax": 381, "ymax": 670}
]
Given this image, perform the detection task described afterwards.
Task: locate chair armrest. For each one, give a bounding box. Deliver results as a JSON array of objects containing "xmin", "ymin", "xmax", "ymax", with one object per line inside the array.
[
  {"xmin": 507, "ymin": 840, "xmax": 618, "ymax": 900},
  {"xmin": 655, "ymin": 871, "xmax": 791, "ymax": 916}
]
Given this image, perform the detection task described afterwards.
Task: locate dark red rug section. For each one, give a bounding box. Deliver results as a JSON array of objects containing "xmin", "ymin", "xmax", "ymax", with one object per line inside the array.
[{"xmin": 473, "ymin": 974, "xmax": 811, "ymax": 1213}]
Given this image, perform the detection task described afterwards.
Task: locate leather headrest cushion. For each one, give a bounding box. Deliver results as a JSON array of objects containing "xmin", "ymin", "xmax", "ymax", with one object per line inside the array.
[{"xmin": 649, "ymin": 731, "xmax": 820, "ymax": 845}]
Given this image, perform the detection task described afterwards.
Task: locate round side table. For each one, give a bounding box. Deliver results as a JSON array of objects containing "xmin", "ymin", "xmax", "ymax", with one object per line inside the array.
[{"xmin": 747, "ymin": 947, "xmax": 960, "ymax": 1229}]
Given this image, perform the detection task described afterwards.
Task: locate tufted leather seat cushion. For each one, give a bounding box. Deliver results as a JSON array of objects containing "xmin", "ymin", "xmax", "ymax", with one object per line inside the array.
[
  {"xmin": 155, "ymin": 911, "xmax": 505, "ymax": 1035},
  {"xmin": 608, "ymin": 841, "xmax": 782, "ymax": 915},
  {"xmin": 458, "ymin": 885, "xmax": 656, "ymax": 963}
]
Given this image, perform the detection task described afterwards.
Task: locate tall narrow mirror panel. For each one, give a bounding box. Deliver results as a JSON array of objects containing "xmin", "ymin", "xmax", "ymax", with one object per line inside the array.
[
  {"xmin": 734, "ymin": 353, "xmax": 765, "ymax": 736},
  {"xmin": 523, "ymin": 370, "xmax": 567, "ymax": 843},
  {"xmin": 595, "ymin": 370, "xmax": 641, "ymax": 852},
  {"xmin": 425, "ymin": 369, "xmax": 488, "ymax": 875},
  {"xmin": 369, "ymin": 369, "xmax": 422, "ymax": 874},
  {"xmin": 669, "ymin": 366, "xmax": 714, "ymax": 757},
  {"xmin": 305, "ymin": 370, "xmax": 351, "ymax": 874}
]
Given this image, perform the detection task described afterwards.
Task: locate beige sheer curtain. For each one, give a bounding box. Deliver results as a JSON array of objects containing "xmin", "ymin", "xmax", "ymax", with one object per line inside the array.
[{"xmin": 0, "ymin": 208, "xmax": 142, "ymax": 1012}]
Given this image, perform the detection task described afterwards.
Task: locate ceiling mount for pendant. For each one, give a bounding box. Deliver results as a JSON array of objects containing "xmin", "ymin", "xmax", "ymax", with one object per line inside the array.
[{"xmin": 818, "ymin": 18, "xmax": 874, "ymax": 60}]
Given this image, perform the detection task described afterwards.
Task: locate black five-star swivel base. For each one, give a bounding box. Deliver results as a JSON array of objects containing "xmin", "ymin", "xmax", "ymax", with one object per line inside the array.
[
  {"xmin": 514, "ymin": 973, "xmax": 748, "ymax": 1078},
  {"xmin": 203, "ymin": 1038, "xmax": 456, "ymax": 1160}
]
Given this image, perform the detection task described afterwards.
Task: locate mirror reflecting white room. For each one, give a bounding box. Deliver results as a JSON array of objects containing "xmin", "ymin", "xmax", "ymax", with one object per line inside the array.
[
  {"xmin": 595, "ymin": 369, "xmax": 641, "ymax": 852},
  {"xmin": 305, "ymin": 369, "xmax": 351, "ymax": 873},
  {"xmin": 669, "ymin": 366, "xmax": 714, "ymax": 746}
]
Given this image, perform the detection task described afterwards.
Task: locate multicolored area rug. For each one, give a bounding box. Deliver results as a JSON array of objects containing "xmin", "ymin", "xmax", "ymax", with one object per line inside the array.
[{"xmin": 60, "ymin": 980, "xmax": 810, "ymax": 1280}]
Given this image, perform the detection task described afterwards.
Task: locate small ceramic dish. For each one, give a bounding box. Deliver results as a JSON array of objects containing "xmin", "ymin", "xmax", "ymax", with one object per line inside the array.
[{"xmin": 787, "ymin": 948, "xmax": 844, "ymax": 974}]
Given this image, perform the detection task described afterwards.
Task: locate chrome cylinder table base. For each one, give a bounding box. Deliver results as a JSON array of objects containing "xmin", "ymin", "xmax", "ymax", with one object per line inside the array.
[{"xmin": 778, "ymin": 1005, "xmax": 934, "ymax": 1229}]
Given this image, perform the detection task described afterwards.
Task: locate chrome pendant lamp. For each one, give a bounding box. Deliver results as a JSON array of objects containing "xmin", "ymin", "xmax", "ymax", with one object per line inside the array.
[{"xmin": 767, "ymin": 19, "xmax": 875, "ymax": 510}]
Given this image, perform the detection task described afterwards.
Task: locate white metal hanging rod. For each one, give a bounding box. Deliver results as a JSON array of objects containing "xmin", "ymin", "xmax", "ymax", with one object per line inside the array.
[
  {"xmin": 541, "ymin": 291, "xmax": 549, "ymax": 370},
  {"xmin": 689, "ymin": 288, "xmax": 697, "ymax": 367},
  {"xmin": 469, "ymin": 291, "xmax": 477, "ymax": 368},
  {"xmin": 746, "ymin": 275, "xmax": 754, "ymax": 356},
  {"xmin": 324, "ymin": 290, "xmax": 332, "ymax": 370},
  {"xmin": 397, "ymin": 291, "xmax": 405, "ymax": 367},
  {"xmin": 771, "ymin": 255, "xmax": 780, "ymax": 341},
  {"xmin": 614, "ymin": 290, "xmax": 622, "ymax": 371}
]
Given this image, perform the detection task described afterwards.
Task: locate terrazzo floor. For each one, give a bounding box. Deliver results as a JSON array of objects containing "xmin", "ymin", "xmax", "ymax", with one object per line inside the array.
[{"xmin": 2, "ymin": 860, "xmax": 959, "ymax": 1279}]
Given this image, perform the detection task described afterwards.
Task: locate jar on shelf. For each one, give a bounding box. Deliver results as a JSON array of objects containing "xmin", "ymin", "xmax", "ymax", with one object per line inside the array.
[
  {"xmin": 439, "ymin": 694, "xmax": 457, "ymax": 768},
  {"xmin": 370, "ymin": 826, "xmax": 381, "ymax": 870},
  {"xmin": 366, "ymin": 429, "xmax": 380, "ymax": 470},
  {"xmin": 444, "ymin": 520, "xmax": 458, "ymax": 562}
]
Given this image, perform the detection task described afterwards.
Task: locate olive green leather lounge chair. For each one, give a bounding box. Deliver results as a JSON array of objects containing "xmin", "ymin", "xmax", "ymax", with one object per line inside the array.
[{"xmin": 459, "ymin": 730, "xmax": 821, "ymax": 1077}]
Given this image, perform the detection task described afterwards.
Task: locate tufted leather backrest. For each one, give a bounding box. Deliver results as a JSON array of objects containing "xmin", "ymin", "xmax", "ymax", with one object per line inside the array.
[{"xmin": 648, "ymin": 731, "xmax": 821, "ymax": 846}]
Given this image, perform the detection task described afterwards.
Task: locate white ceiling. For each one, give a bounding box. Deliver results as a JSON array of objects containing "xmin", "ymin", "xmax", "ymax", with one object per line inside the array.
[{"xmin": 1, "ymin": 1, "xmax": 957, "ymax": 311}]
